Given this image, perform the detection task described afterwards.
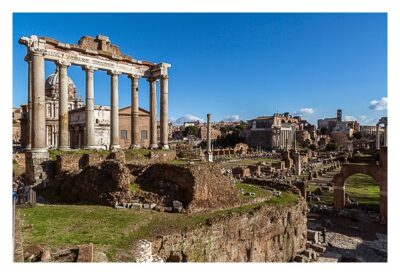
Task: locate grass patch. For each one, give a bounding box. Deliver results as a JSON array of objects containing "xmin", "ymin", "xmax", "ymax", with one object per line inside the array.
[
  {"xmin": 124, "ymin": 148, "xmax": 151, "ymax": 161},
  {"xmin": 346, "ymin": 173, "xmax": 380, "ymax": 206},
  {"xmin": 235, "ymin": 182, "xmax": 271, "ymax": 198},
  {"xmin": 129, "ymin": 182, "xmax": 139, "ymax": 193},
  {"xmin": 18, "ymin": 191, "xmax": 298, "ymax": 261},
  {"xmin": 49, "ymin": 149, "xmax": 109, "ymax": 160}
]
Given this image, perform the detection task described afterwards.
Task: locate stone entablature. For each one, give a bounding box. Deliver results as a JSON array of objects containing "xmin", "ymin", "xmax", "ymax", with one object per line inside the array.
[{"xmin": 19, "ymin": 35, "xmax": 170, "ymax": 78}]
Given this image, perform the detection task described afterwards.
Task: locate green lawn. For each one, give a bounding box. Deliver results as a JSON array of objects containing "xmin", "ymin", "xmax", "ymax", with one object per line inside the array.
[
  {"xmin": 18, "ymin": 191, "xmax": 298, "ymax": 261},
  {"xmin": 346, "ymin": 173, "xmax": 380, "ymax": 206},
  {"xmin": 235, "ymin": 182, "xmax": 271, "ymax": 199},
  {"xmin": 49, "ymin": 149, "xmax": 109, "ymax": 160}
]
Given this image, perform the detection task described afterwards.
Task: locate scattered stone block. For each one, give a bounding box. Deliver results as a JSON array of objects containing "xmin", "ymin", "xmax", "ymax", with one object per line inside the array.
[
  {"xmin": 77, "ymin": 243, "xmax": 94, "ymax": 262},
  {"xmin": 131, "ymin": 203, "xmax": 142, "ymax": 210},
  {"xmin": 307, "ymin": 241, "xmax": 326, "ymax": 253},
  {"xmin": 307, "ymin": 229, "xmax": 319, "ymax": 243}
]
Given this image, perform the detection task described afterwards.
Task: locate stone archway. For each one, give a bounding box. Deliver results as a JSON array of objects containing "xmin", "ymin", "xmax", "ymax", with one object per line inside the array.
[{"xmin": 333, "ymin": 158, "xmax": 387, "ymax": 220}]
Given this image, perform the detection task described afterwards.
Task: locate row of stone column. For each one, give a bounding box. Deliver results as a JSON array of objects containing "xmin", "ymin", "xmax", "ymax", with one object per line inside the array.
[{"xmin": 25, "ymin": 52, "xmax": 169, "ymax": 152}]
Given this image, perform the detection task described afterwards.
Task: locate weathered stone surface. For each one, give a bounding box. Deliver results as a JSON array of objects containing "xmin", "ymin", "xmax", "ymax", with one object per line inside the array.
[
  {"xmin": 136, "ymin": 163, "xmax": 240, "ymax": 212},
  {"xmin": 150, "ymin": 200, "xmax": 307, "ymax": 262},
  {"xmin": 307, "ymin": 230, "xmax": 319, "ymax": 243},
  {"xmin": 77, "ymin": 243, "xmax": 94, "ymax": 262},
  {"xmin": 55, "ymin": 159, "xmax": 133, "ymax": 206}
]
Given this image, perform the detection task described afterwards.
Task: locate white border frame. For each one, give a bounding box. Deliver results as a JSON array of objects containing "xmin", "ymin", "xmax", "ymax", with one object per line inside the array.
[{"xmin": 1, "ymin": 1, "xmax": 399, "ymax": 274}]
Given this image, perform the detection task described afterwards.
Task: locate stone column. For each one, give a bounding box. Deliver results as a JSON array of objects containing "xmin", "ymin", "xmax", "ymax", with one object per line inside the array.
[
  {"xmin": 376, "ymin": 123, "xmax": 380, "ymax": 150},
  {"xmin": 333, "ymin": 185, "xmax": 345, "ymax": 210},
  {"xmin": 25, "ymin": 55, "xmax": 33, "ymax": 150},
  {"xmin": 57, "ymin": 61, "xmax": 70, "ymax": 150},
  {"xmin": 109, "ymin": 71, "xmax": 121, "ymax": 151},
  {"xmin": 160, "ymin": 75, "xmax": 169, "ymax": 149},
  {"xmin": 31, "ymin": 52, "xmax": 47, "ymax": 152},
  {"xmin": 84, "ymin": 66, "xmax": 97, "ymax": 149},
  {"xmin": 384, "ymin": 123, "xmax": 387, "ymax": 147},
  {"xmin": 206, "ymin": 113, "xmax": 213, "ymax": 162},
  {"xmin": 129, "ymin": 75, "xmax": 140, "ymax": 148},
  {"xmin": 148, "ymin": 78, "xmax": 158, "ymax": 149},
  {"xmin": 26, "ymin": 51, "xmax": 49, "ymax": 186}
]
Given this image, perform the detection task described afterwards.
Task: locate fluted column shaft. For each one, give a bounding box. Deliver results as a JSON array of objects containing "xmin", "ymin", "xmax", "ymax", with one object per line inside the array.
[
  {"xmin": 149, "ymin": 78, "xmax": 158, "ymax": 149},
  {"xmin": 109, "ymin": 71, "xmax": 120, "ymax": 150},
  {"xmin": 31, "ymin": 53, "xmax": 46, "ymax": 152},
  {"xmin": 58, "ymin": 63, "xmax": 70, "ymax": 150},
  {"xmin": 130, "ymin": 75, "xmax": 140, "ymax": 148},
  {"xmin": 160, "ymin": 75, "xmax": 169, "ymax": 149},
  {"xmin": 84, "ymin": 66, "xmax": 96, "ymax": 149}
]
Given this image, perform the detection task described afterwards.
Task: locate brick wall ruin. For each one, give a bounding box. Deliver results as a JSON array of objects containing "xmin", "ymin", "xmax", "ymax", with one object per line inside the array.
[
  {"xmin": 136, "ymin": 163, "xmax": 240, "ymax": 212},
  {"xmin": 149, "ymin": 200, "xmax": 307, "ymax": 262}
]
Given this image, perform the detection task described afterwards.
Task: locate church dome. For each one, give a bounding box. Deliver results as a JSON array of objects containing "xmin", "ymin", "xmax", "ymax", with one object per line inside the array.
[
  {"xmin": 45, "ymin": 67, "xmax": 77, "ymax": 100},
  {"xmin": 45, "ymin": 67, "xmax": 76, "ymax": 90}
]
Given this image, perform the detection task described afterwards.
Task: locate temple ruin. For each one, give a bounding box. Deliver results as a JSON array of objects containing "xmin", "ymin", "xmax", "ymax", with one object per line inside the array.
[{"xmin": 19, "ymin": 34, "xmax": 171, "ymax": 185}]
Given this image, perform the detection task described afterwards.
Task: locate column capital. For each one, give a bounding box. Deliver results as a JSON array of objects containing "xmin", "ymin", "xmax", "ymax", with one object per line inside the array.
[
  {"xmin": 30, "ymin": 50, "xmax": 45, "ymax": 57},
  {"xmin": 24, "ymin": 54, "xmax": 31, "ymax": 62},
  {"xmin": 107, "ymin": 70, "xmax": 121, "ymax": 76},
  {"xmin": 146, "ymin": 77, "xmax": 157, "ymax": 82},
  {"xmin": 57, "ymin": 60, "xmax": 71, "ymax": 68},
  {"xmin": 82, "ymin": 65, "xmax": 98, "ymax": 72},
  {"xmin": 128, "ymin": 74, "xmax": 141, "ymax": 80},
  {"xmin": 160, "ymin": 74, "xmax": 169, "ymax": 80}
]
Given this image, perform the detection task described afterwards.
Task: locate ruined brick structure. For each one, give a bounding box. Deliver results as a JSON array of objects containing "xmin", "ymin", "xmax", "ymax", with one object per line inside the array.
[{"xmin": 333, "ymin": 147, "xmax": 387, "ymax": 220}]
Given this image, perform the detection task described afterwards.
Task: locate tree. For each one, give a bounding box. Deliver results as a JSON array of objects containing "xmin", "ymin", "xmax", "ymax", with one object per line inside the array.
[
  {"xmin": 330, "ymin": 132, "xmax": 348, "ymax": 149},
  {"xmin": 325, "ymin": 142, "xmax": 337, "ymax": 151},
  {"xmin": 183, "ymin": 125, "xmax": 200, "ymax": 137},
  {"xmin": 309, "ymin": 144, "xmax": 317, "ymax": 151},
  {"xmin": 320, "ymin": 127, "xmax": 328, "ymax": 135}
]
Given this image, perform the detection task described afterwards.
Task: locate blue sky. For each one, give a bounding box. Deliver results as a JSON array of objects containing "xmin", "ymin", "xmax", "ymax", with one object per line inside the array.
[{"xmin": 13, "ymin": 13, "xmax": 387, "ymax": 125}]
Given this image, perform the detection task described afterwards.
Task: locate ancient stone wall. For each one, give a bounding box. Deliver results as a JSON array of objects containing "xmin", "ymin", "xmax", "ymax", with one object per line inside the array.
[
  {"xmin": 136, "ymin": 163, "xmax": 240, "ymax": 212},
  {"xmin": 150, "ymin": 200, "xmax": 307, "ymax": 262},
  {"xmin": 55, "ymin": 160, "xmax": 133, "ymax": 206}
]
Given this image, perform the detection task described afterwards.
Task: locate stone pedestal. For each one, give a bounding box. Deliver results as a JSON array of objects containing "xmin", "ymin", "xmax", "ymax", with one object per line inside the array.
[{"xmin": 25, "ymin": 150, "xmax": 49, "ymax": 186}]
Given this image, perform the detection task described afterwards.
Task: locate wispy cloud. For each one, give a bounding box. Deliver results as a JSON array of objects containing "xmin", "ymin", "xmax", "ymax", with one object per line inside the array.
[
  {"xmin": 294, "ymin": 108, "xmax": 315, "ymax": 115},
  {"xmin": 223, "ymin": 115, "xmax": 240, "ymax": 122},
  {"xmin": 369, "ymin": 97, "xmax": 387, "ymax": 111},
  {"xmin": 345, "ymin": 115, "xmax": 357, "ymax": 121},
  {"xmin": 170, "ymin": 114, "xmax": 204, "ymax": 125}
]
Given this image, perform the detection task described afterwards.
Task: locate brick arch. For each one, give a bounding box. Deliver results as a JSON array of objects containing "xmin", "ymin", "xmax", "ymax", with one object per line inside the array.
[{"xmin": 333, "ymin": 163, "xmax": 387, "ymax": 220}]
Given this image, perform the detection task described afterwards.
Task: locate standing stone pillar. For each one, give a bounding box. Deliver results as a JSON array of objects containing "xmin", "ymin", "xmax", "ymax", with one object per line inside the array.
[
  {"xmin": 148, "ymin": 78, "xmax": 158, "ymax": 149},
  {"xmin": 84, "ymin": 66, "xmax": 97, "ymax": 149},
  {"xmin": 109, "ymin": 71, "xmax": 121, "ymax": 151},
  {"xmin": 57, "ymin": 61, "xmax": 71, "ymax": 150},
  {"xmin": 31, "ymin": 52, "xmax": 46, "ymax": 152},
  {"xmin": 26, "ymin": 51, "xmax": 49, "ymax": 186},
  {"xmin": 160, "ymin": 75, "xmax": 169, "ymax": 149},
  {"xmin": 376, "ymin": 123, "xmax": 380, "ymax": 150},
  {"xmin": 334, "ymin": 185, "xmax": 345, "ymax": 210},
  {"xmin": 384, "ymin": 123, "xmax": 387, "ymax": 147},
  {"xmin": 206, "ymin": 113, "xmax": 213, "ymax": 162},
  {"xmin": 129, "ymin": 75, "xmax": 140, "ymax": 148},
  {"xmin": 25, "ymin": 55, "xmax": 33, "ymax": 150}
]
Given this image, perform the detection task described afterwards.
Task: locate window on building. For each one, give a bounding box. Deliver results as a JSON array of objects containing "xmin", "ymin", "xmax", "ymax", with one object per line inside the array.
[
  {"xmin": 141, "ymin": 130, "xmax": 148, "ymax": 141},
  {"xmin": 121, "ymin": 130, "xmax": 128, "ymax": 140}
]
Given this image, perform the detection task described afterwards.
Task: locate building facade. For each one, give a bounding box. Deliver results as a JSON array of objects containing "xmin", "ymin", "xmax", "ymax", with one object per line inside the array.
[
  {"xmin": 246, "ymin": 113, "xmax": 297, "ymax": 150},
  {"xmin": 69, "ymin": 106, "xmax": 111, "ymax": 149},
  {"xmin": 119, "ymin": 106, "xmax": 151, "ymax": 148}
]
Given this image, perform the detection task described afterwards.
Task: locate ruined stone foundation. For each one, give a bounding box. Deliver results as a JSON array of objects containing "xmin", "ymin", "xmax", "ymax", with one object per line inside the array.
[{"xmin": 148, "ymin": 200, "xmax": 308, "ymax": 262}]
